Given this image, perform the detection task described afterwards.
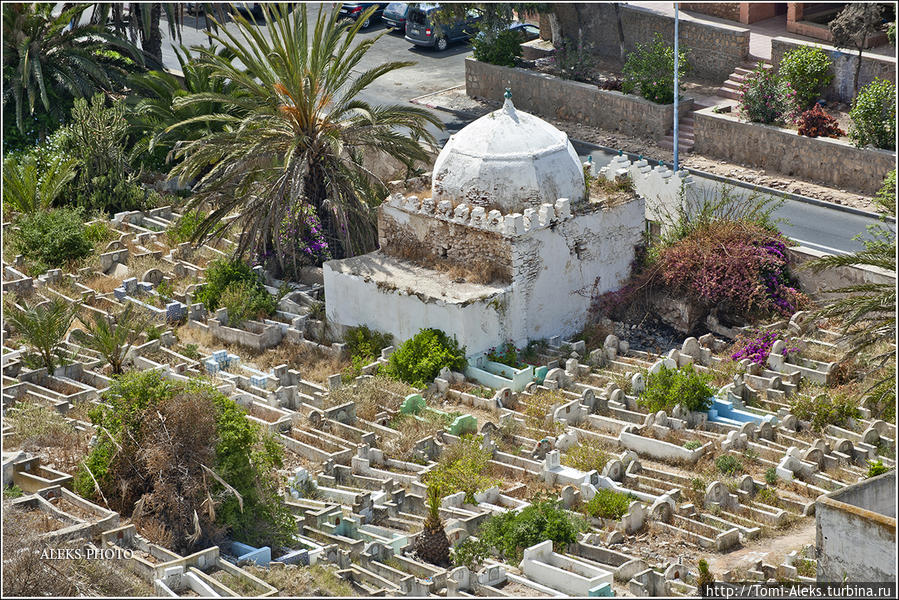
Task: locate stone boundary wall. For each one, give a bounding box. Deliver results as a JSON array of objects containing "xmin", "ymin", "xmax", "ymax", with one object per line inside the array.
[
  {"xmin": 545, "ymin": 4, "xmax": 749, "ymax": 80},
  {"xmin": 679, "ymin": 3, "xmax": 740, "ymax": 22},
  {"xmin": 771, "ymin": 37, "xmax": 897, "ymax": 105},
  {"xmin": 693, "ymin": 107, "xmax": 895, "ymax": 194},
  {"xmin": 466, "ymin": 58, "xmax": 693, "ymax": 141}
]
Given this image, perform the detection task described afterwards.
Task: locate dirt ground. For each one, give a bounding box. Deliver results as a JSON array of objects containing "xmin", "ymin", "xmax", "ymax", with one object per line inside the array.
[
  {"xmin": 622, "ymin": 516, "xmax": 816, "ymax": 578},
  {"xmin": 416, "ymin": 86, "xmax": 879, "ymax": 213}
]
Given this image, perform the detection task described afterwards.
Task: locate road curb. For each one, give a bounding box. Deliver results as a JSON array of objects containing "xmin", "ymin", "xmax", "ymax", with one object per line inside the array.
[{"xmin": 414, "ymin": 95, "xmax": 891, "ymax": 223}]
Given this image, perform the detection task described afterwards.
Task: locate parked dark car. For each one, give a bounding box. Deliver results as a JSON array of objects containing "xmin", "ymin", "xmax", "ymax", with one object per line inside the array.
[
  {"xmin": 339, "ymin": 3, "xmax": 384, "ymax": 29},
  {"xmin": 382, "ymin": 3, "xmax": 410, "ymax": 31},
  {"xmin": 405, "ymin": 4, "xmax": 483, "ymax": 51},
  {"xmin": 473, "ymin": 21, "xmax": 540, "ymax": 45},
  {"xmin": 506, "ymin": 21, "xmax": 540, "ymax": 42}
]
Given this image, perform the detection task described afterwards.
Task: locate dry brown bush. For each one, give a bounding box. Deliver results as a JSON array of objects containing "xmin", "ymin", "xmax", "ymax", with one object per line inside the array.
[
  {"xmin": 243, "ymin": 564, "xmax": 357, "ymax": 597},
  {"xmin": 326, "ymin": 375, "xmax": 414, "ymax": 420},
  {"xmin": 250, "ymin": 342, "xmax": 350, "ymax": 384},
  {"xmin": 2, "ymin": 502, "xmax": 153, "ymax": 597}
]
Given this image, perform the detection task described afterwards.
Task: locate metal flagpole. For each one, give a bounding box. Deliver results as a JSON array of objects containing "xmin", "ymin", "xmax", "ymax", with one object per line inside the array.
[{"xmin": 673, "ymin": 3, "xmax": 680, "ymax": 173}]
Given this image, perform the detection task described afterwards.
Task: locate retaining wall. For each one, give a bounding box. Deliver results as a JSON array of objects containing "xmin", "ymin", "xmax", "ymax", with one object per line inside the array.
[
  {"xmin": 770, "ymin": 37, "xmax": 897, "ymax": 105},
  {"xmin": 465, "ymin": 58, "xmax": 693, "ymax": 141},
  {"xmin": 693, "ymin": 106, "xmax": 895, "ymax": 194},
  {"xmin": 544, "ymin": 4, "xmax": 749, "ymax": 80}
]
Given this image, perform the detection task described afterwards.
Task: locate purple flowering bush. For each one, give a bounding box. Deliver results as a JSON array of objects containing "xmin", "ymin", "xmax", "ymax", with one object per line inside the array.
[
  {"xmin": 656, "ymin": 221, "xmax": 809, "ymax": 319},
  {"xmin": 739, "ymin": 65, "xmax": 799, "ymax": 125},
  {"xmin": 731, "ymin": 329, "xmax": 800, "ymax": 365},
  {"xmin": 278, "ymin": 202, "xmax": 330, "ymax": 267}
]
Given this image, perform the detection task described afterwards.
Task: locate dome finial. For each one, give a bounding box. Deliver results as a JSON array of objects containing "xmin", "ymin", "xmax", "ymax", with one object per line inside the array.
[{"xmin": 502, "ymin": 87, "xmax": 517, "ymax": 120}]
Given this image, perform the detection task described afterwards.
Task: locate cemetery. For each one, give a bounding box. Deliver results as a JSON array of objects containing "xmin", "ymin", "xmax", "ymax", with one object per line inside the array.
[
  {"xmin": 2, "ymin": 2, "xmax": 895, "ymax": 596},
  {"xmin": 4, "ymin": 84, "xmax": 896, "ymax": 596}
]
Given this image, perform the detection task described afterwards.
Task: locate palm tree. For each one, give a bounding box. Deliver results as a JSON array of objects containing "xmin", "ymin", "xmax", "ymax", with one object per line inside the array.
[
  {"xmin": 167, "ymin": 3, "xmax": 442, "ymax": 270},
  {"xmin": 6, "ymin": 297, "xmax": 79, "ymax": 373},
  {"xmin": 414, "ymin": 484, "xmax": 451, "ymax": 566},
  {"xmin": 3, "ymin": 153, "xmax": 78, "ymax": 214},
  {"xmin": 71, "ymin": 304, "xmax": 151, "ymax": 375},
  {"xmin": 126, "ymin": 45, "xmax": 241, "ymax": 168},
  {"xmin": 2, "ymin": 3, "xmax": 143, "ymax": 136},
  {"xmin": 807, "ymin": 171, "xmax": 895, "ymax": 374}
]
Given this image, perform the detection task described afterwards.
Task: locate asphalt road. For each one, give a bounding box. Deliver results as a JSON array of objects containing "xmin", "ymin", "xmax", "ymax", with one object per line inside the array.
[
  {"xmin": 575, "ymin": 145, "xmax": 892, "ymax": 255},
  {"xmin": 158, "ymin": 5, "xmax": 888, "ymax": 255}
]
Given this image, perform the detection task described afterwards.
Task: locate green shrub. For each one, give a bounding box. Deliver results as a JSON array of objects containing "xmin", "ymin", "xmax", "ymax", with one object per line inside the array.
[
  {"xmin": 342, "ymin": 325, "xmax": 393, "ymax": 381},
  {"xmin": 65, "ymin": 94, "xmax": 147, "ymax": 213},
  {"xmin": 194, "ymin": 258, "xmax": 277, "ymax": 322},
  {"xmin": 849, "ymin": 78, "xmax": 896, "ymax": 150},
  {"xmin": 554, "ymin": 37, "xmax": 595, "ymax": 81},
  {"xmin": 562, "ymin": 441, "xmax": 611, "ymax": 473},
  {"xmin": 683, "ymin": 440, "xmax": 702, "ymax": 450},
  {"xmin": 765, "ymin": 467, "xmax": 778, "ymax": 485},
  {"xmin": 582, "ymin": 488, "xmax": 635, "ymax": 520},
  {"xmin": 84, "ymin": 220, "xmax": 116, "ymax": 245},
  {"xmin": 486, "ymin": 341, "xmax": 518, "ymax": 368},
  {"xmin": 715, "ymin": 454, "xmax": 743, "ymax": 476},
  {"xmin": 450, "ymin": 536, "xmax": 490, "ymax": 571},
  {"xmin": 425, "ymin": 435, "xmax": 499, "ymax": 503},
  {"xmin": 697, "ymin": 559, "xmax": 715, "ymax": 594},
  {"xmin": 639, "ymin": 363, "xmax": 714, "ymax": 413},
  {"xmin": 755, "ymin": 487, "xmax": 781, "ymax": 507},
  {"xmin": 75, "ymin": 370, "xmax": 297, "ymax": 552},
  {"xmin": 778, "ymin": 46, "xmax": 834, "ymax": 109},
  {"xmin": 867, "ymin": 459, "xmax": 889, "ymax": 478},
  {"xmin": 738, "ymin": 65, "xmax": 798, "ymax": 125},
  {"xmin": 344, "ymin": 325, "xmax": 392, "ymax": 364},
  {"xmin": 621, "ymin": 32, "xmax": 690, "ymax": 104},
  {"xmin": 167, "ymin": 209, "xmax": 206, "ymax": 245},
  {"xmin": 218, "ymin": 280, "xmax": 285, "ymax": 328},
  {"xmin": 795, "ymin": 558, "xmax": 816, "ymax": 578},
  {"xmin": 472, "ymin": 28, "xmax": 523, "ymax": 67},
  {"xmin": 77, "ymin": 174, "xmax": 146, "ymax": 214},
  {"xmin": 789, "ymin": 393, "xmax": 861, "ymax": 431},
  {"xmin": 10, "ymin": 207, "xmax": 93, "ymax": 273},
  {"xmin": 478, "ymin": 494, "xmax": 586, "ymax": 561},
  {"xmin": 3, "ymin": 484, "xmax": 24, "ymax": 499},
  {"xmin": 385, "ymin": 328, "xmax": 467, "ymax": 387}
]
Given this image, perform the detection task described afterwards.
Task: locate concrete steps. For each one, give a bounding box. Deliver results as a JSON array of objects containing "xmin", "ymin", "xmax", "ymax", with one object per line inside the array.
[
  {"xmin": 718, "ymin": 60, "xmax": 772, "ymax": 101},
  {"xmin": 659, "ymin": 102, "xmax": 712, "ymax": 153}
]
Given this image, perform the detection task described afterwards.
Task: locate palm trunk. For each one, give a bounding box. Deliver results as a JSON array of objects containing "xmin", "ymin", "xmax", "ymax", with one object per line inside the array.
[
  {"xmin": 613, "ymin": 3, "xmax": 626, "ymax": 65},
  {"xmin": 853, "ymin": 42, "xmax": 864, "ymax": 96},
  {"xmin": 548, "ymin": 12, "xmax": 562, "ymax": 47},
  {"xmin": 144, "ymin": 4, "xmax": 164, "ymax": 68}
]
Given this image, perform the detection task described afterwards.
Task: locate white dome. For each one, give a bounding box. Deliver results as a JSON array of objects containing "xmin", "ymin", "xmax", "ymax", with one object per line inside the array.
[{"xmin": 431, "ymin": 95, "xmax": 584, "ymax": 213}]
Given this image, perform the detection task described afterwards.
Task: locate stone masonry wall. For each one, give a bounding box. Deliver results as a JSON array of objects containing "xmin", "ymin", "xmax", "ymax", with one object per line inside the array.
[
  {"xmin": 679, "ymin": 3, "xmax": 741, "ymax": 22},
  {"xmin": 547, "ymin": 4, "xmax": 749, "ymax": 80},
  {"xmin": 378, "ymin": 203, "xmax": 513, "ymax": 283},
  {"xmin": 466, "ymin": 58, "xmax": 693, "ymax": 141},
  {"xmin": 770, "ymin": 37, "xmax": 897, "ymax": 105},
  {"xmin": 693, "ymin": 107, "xmax": 895, "ymax": 194}
]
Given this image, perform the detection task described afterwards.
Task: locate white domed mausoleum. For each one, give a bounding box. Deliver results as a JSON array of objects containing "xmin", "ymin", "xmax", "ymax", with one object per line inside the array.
[
  {"xmin": 432, "ymin": 91, "xmax": 586, "ymax": 213},
  {"xmin": 323, "ymin": 92, "xmax": 646, "ymax": 356}
]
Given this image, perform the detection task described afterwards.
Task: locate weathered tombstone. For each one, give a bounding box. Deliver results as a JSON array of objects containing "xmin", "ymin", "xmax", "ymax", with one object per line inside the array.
[
  {"xmin": 631, "ymin": 372, "xmax": 645, "ymax": 395},
  {"xmin": 602, "ymin": 459, "xmax": 623, "ymax": 481}
]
